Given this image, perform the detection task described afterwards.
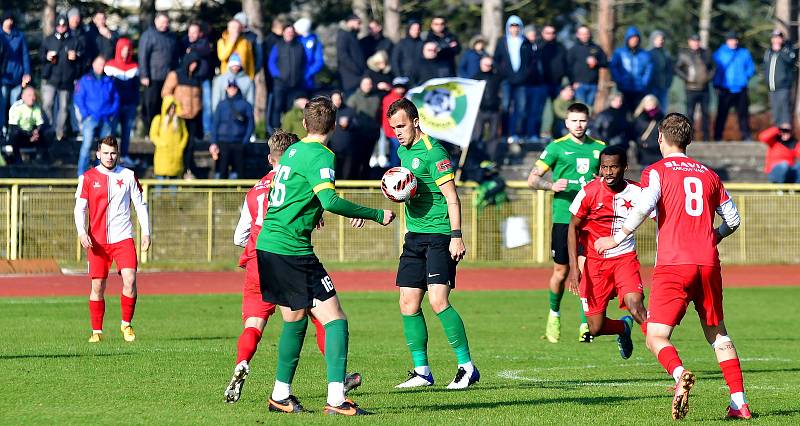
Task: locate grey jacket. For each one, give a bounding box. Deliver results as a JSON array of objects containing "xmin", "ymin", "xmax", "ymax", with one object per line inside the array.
[
  {"xmin": 674, "ymin": 47, "xmax": 715, "ymax": 91},
  {"xmin": 763, "ymin": 45, "xmax": 797, "ymax": 91}
]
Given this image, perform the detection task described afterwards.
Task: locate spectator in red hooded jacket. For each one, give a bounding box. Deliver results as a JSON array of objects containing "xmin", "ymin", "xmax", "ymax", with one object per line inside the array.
[
  {"xmin": 758, "ymin": 124, "xmax": 800, "ymax": 183},
  {"xmin": 380, "ymin": 77, "xmax": 408, "ymax": 167},
  {"xmin": 104, "ymin": 37, "xmax": 139, "ymax": 164}
]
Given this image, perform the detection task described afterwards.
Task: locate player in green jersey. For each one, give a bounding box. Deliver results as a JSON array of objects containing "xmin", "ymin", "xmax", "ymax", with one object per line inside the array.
[
  {"xmin": 387, "ymin": 98, "xmax": 479, "ymax": 390},
  {"xmin": 527, "ymin": 102, "xmax": 605, "ymax": 344},
  {"xmin": 255, "ymin": 97, "xmax": 395, "ymax": 416}
]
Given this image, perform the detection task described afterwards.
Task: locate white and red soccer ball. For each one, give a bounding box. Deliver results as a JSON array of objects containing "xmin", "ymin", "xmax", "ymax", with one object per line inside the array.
[{"xmin": 381, "ymin": 167, "xmax": 417, "ymax": 202}]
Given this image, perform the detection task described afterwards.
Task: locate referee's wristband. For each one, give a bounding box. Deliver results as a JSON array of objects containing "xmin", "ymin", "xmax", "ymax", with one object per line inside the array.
[
  {"xmin": 451, "ymin": 230, "xmax": 463, "ymax": 239},
  {"xmin": 612, "ymin": 231, "xmax": 627, "ymax": 245}
]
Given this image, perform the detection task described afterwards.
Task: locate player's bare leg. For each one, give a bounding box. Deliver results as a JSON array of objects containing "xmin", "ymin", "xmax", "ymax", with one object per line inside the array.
[
  {"xmin": 396, "ymin": 288, "xmax": 434, "ymax": 388},
  {"xmin": 585, "ymin": 310, "xmax": 634, "ymax": 360},
  {"xmin": 701, "ymin": 321, "xmax": 751, "ymax": 419},
  {"xmin": 225, "ymin": 316, "xmax": 267, "ymax": 403},
  {"xmin": 428, "ymin": 284, "xmax": 478, "ymax": 389},
  {"xmin": 646, "ymin": 322, "xmax": 695, "ymax": 420},
  {"xmin": 544, "ymin": 264, "xmax": 568, "ymax": 343},
  {"xmin": 119, "ymin": 268, "xmax": 137, "ymax": 342},
  {"xmin": 623, "ymin": 292, "xmax": 647, "ymax": 325},
  {"xmin": 88, "ymin": 279, "xmax": 107, "ymax": 342}
]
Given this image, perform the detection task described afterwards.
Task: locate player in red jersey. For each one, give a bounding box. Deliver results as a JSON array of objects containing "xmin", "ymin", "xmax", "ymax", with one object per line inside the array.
[
  {"xmin": 567, "ymin": 145, "xmax": 648, "ymax": 360},
  {"xmin": 74, "ymin": 136, "xmax": 150, "ymax": 343},
  {"xmin": 223, "ymin": 130, "xmax": 360, "ymax": 403},
  {"xmin": 595, "ymin": 114, "xmax": 749, "ymax": 420}
]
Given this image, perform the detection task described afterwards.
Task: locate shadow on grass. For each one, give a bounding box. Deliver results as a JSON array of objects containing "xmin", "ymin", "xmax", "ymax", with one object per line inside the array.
[
  {"xmin": 167, "ymin": 336, "xmax": 235, "ymax": 341},
  {"xmin": 0, "ymin": 352, "xmax": 133, "ymax": 360},
  {"xmin": 695, "ymin": 367, "xmax": 800, "ymax": 376},
  {"xmin": 378, "ymin": 394, "xmax": 663, "ymax": 414}
]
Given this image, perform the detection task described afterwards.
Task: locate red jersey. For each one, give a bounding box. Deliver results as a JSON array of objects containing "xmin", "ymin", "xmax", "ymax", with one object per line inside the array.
[
  {"xmin": 234, "ymin": 171, "xmax": 275, "ymax": 267},
  {"xmin": 570, "ymin": 178, "xmax": 647, "ymax": 260},
  {"xmin": 74, "ymin": 165, "xmax": 150, "ymax": 244},
  {"xmin": 637, "ymin": 154, "xmax": 731, "ymax": 266}
]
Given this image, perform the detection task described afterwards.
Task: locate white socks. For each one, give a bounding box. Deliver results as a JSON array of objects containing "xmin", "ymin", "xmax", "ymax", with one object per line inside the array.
[
  {"xmin": 327, "ymin": 382, "xmax": 345, "ymax": 407},
  {"xmin": 672, "ymin": 366, "xmax": 685, "ymax": 383},
  {"xmin": 549, "ymin": 309, "xmax": 560, "ymax": 317},
  {"xmin": 414, "ymin": 366, "xmax": 431, "ymax": 376},
  {"xmin": 458, "ymin": 361, "xmax": 475, "ymax": 375},
  {"xmin": 121, "ymin": 321, "xmax": 130, "ymax": 327},
  {"xmin": 271, "ymin": 380, "xmax": 291, "ymax": 401},
  {"xmin": 730, "ymin": 392, "xmax": 747, "ymax": 409}
]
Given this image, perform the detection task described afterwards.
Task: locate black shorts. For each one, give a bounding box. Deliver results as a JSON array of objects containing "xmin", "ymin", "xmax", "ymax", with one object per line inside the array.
[
  {"xmin": 256, "ymin": 250, "xmax": 336, "ymax": 310},
  {"xmin": 396, "ymin": 232, "xmax": 457, "ymax": 289},
  {"xmin": 551, "ymin": 223, "xmax": 569, "ymax": 265}
]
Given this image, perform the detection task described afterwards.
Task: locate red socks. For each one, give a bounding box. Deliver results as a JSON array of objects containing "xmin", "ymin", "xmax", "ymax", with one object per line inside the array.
[
  {"xmin": 120, "ymin": 295, "xmax": 137, "ymax": 324},
  {"xmin": 657, "ymin": 345, "xmax": 683, "ymax": 375},
  {"xmin": 720, "ymin": 358, "xmax": 745, "ymax": 394},
  {"xmin": 89, "ymin": 300, "xmax": 105, "ymax": 332},
  {"xmin": 236, "ymin": 327, "xmax": 263, "ymax": 364},
  {"xmin": 598, "ymin": 318, "xmax": 625, "ymax": 336},
  {"xmin": 311, "ymin": 316, "xmax": 326, "ymax": 355}
]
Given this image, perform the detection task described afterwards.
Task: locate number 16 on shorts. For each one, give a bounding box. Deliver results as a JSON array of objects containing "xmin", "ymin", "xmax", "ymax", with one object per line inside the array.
[{"xmin": 321, "ymin": 275, "xmax": 334, "ymax": 292}]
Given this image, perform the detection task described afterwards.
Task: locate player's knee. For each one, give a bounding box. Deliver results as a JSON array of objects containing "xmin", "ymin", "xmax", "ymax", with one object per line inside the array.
[
  {"xmin": 552, "ymin": 265, "xmax": 568, "ymax": 281},
  {"xmin": 711, "ymin": 334, "xmax": 734, "ymax": 351},
  {"xmin": 398, "ymin": 296, "xmax": 420, "ymax": 315},
  {"xmin": 428, "ymin": 297, "xmax": 449, "ymax": 314}
]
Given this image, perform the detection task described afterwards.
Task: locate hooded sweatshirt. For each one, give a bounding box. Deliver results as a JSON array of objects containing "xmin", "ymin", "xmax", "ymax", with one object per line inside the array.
[
  {"xmin": 610, "ymin": 26, "xmax": 653, "ymax": 92},
  {"xmin": 493, "ymin": 15, "xmax": 531, "ymax": 85},
  {"xmin": 212, "ymin": 54, "xmax": 254, "ymax": 111},
  {"xmin": 161, "ymin": 51, "xmax": 204, "ymax": 119},
  {"xmin": 217, "ymin": 30, "xmax": 255, "ymax": 79},
  {"xmin": 104, "ymin": 38, "xmax": 140, "ymax": 106},
  {"xmin": 712, "ymin": 43, "xmax": 755, "ymax": 93},
  {"xmin": 149, "ymin": 95, "xmax": 188, "ymax": 177}
]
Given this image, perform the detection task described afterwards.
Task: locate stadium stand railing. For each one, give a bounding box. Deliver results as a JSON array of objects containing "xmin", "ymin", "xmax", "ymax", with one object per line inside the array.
[{"xmin": 1, "ymin": 179, "xmax": 798, "ymax": 266}]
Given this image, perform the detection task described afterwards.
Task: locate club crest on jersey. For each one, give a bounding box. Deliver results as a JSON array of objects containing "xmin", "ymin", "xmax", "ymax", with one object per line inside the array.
[
  {"xmin": 436, "ymin": 159, "xmax": 451, "ymax": 172},
  {"xmin": 576, "ymin": 158, "xmax": 590, "ymax": 174},
  {"xmin": 92, "ymin": 181, "xmax": 101, "ymax": 188},
  {"xmin": 412, "ymin": 158, "xmax": 421, "ymax": 169},
  {"xmin": 593, "ymin": 150, "xmax": 600, "ymax": 159},
  {"xmin": 288, "ymin": 148, "xmax": 297, "ymax": 158}
]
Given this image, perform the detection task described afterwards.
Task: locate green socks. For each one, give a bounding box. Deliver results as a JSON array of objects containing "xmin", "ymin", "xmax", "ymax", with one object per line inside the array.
[
  {"xmin": 275, "ymin": 317, "xmax": 308, "ymax": 384},
  {"xmin": 402, "ymin": 311, "xmax": 429, "ymax": 368},
  {"xmin": 549, "ymin": 290, "xmax": 564, "ymax": 312},
  {"xmin": 436, "ymin": 305, "xmax": 472, "ymax": 364},
  {"xmin": 579, "ymin": 309, "xmax": 588, "ymax": 324},
  {"xmin": 324, "ymin": 319, "xmax": 349, "ymax": 383}
]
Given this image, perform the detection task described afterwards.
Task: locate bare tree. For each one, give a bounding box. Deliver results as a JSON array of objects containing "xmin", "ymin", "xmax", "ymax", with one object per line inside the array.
[
  {"xmin": 774, "ymin": 0, "xmax": 791, "ymax": 37},
  {"xmin": 140, "ymin": 0, "xmax": 156, "ymax": 33},
  {"xmin": 699, "ymin": 0, "xmax": 712, "ymax": 49},
  {"xmin": 595, "ymin": 0, "xmax": 615, "ymax": 112},
  {"xmin": 243, "ymin": 0, "xmax": 266, "ymax": 125},
  {"xmin": 384, "ymin": 0, "xmax": 401, "ymax": 42},
  {"xmin": 481, "ymin": 0, "xmax": 503, "ymax": 54},
  {"xmin": 42, "ymin": 0, "xmax": 56, "ymax": 37}
]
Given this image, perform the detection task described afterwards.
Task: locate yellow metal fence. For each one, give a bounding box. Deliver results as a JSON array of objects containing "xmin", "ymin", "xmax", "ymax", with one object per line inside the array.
[{"xmin": 2, "ymin": 179, "xmax": 799, "ymax": 266}]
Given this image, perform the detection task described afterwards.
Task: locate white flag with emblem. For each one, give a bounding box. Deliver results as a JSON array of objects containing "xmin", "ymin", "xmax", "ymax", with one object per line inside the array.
[{"xmin": 406, "ymin": 78, "xmax": 486, "ymax": 148}]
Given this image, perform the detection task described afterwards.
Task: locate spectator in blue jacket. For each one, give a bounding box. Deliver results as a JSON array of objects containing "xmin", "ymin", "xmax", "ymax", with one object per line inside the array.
[
  {"xmin": 610, "ymin": 26, "xmax": 652, "ymax": 114},
  {"xmin": 268, "ymin": 24, "xmax": 307, "ymax": 130},
  {"xmin": 74, "ymin": 56, "xmax": 120, "ymax": 175},
  {"xmin": 210, "ymin": 80, "xmax": 254, "ymax": 179},
  {"xmin": 713, "ymin": 32, "xmax": 755, "ymax": 141},
  {"xmin": 293, "ymin": 18, "xmax": 324, "ymax": 92},
  {"xmin": 0, "ymin": 13, "xmax": 32, "ymax": 137},
  {"xmin": 494, "ymin": 15, "xmax": 531, "ymax": 140},
  {"xmin": 458, "ymin": 35, "xmax": 487, "ymax": 79}
]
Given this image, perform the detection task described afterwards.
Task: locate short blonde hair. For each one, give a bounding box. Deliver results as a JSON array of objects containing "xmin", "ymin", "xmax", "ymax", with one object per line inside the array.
[{"xmin": 267, "ymin": 129, "xmax": 299, "ymax": 157}]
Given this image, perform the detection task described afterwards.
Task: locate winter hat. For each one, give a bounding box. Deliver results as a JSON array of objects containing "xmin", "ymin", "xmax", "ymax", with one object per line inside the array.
[
  {"xmin": 233, "ymin": 12, "xmax": 248, "ymax": 28},
  {"xmin": 228, "ymin": 53, "xmax": 242, "ymax": 69},
  {"xmin": 67, "ymin": 8, "xmax": 80, "ymax": 19},
  {"xmin": 294, "ymin": 18, "xmax": 311, "ymax": 36}
]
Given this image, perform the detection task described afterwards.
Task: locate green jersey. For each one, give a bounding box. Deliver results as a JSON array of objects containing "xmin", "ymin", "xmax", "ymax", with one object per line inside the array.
[
  {"xmin": 257, "ymin": 138, "xmax": 382, "ymax": 255},
  {"xmin": 397, "ymin": 134, "xmax": 455, "ymax": 234},
  {"xmin": 536, "ymin": 134, "xmax": 605, "ymax": 224}
]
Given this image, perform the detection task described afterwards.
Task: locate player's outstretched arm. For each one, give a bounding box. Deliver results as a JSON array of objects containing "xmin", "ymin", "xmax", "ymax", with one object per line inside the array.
[
  {"xmin": 714, "ymin": 194, "xmax": 741, "ymax": 244},
  {"xmin": 439, "ymin": 180, "xmax": 466, "ymax": 262},
  {"xmin": 316, "ymin": 188, "xmax": 394, "ymax": 225},
  {"xmin": 566, "ymin": 215, "xmax": 582, "ymax": 295}
]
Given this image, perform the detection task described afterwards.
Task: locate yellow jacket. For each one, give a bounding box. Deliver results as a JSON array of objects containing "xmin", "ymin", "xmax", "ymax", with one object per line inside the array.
[
  {"xmin": 149, "ymin": 96, "xmax": 189, "ymax": 177},
  {"xmin": 217, "ymin": 32, "xmax": 255, "ymax": 79}
]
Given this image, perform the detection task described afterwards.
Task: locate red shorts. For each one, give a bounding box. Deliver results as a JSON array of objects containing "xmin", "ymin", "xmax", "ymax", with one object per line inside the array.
[
  {"xmin": 88, "ymin": 238, "xmax": 138, "ymax": 279},
  {"xmin": 580, "ymin": 253, "xmax": 644, "ymax": 316},
  {"xmin": 241, "ymin": 259, "xmax": 276, "ymax": 321},
  {"xmin": 648, "ymin": 264, "xmax": 723, "ymax": 327}
]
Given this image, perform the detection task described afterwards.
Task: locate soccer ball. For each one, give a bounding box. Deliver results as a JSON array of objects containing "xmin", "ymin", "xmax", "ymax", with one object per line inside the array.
[{"xmin": 381, "ymin": 167, "xmax": 417, "ymax": 202}]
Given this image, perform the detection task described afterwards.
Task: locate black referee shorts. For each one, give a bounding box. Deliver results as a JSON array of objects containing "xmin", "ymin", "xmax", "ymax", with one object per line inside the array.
[
  {"xmin": 396, "ymin": 232, "xmax": 457, "ymax": 289},
  {"xmin": 256, "ymin": 250, "xmax": 336, "ymax": 310}
]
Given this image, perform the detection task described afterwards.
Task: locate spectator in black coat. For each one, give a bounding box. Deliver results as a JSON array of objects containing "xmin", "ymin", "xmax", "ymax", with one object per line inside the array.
[
  {"xmin": 336, "ymin": 15, "xmax": 367, "ymax": 96},
  {"xmin": 411, "ymin": 42, "xmax": 452, "ymax": 85},
  {"xmin": 329, "ymin": 91, "xmax": 359, "ymax": 180},
  {"xmin": 589, "ymin": 92, "xmax": 629, "ymax": 147},
  {"xmin": 268, "ymin": 24, "xmax": 307, "ymax": 130},
  {"xmin": 458, "ymin": 35, "xmax": 487, "ymax": 79},
  {"xmin": 525, "ymin": 25, "xmax": 548, "ymax": 140},
  {"xmin": 139, "ymin": 12, "xmax": 178, "ymax": 130},
  {"xmin": 494, "ymin": 15, "xmax": 531, "ymax": 139},
  {"xmin": 366, "ymin": 51, "xmax": 394, "ymax": 95},
  {"xmin": 471, "ymin": 56, "xmax": 503, "ymax": 161},
  {"xmin": 538, "ymin": 25, "xmax": 568, "ymax": 98},
  {"xmin": 210, "ymin": 80, "xmax": 253, "ymax": 179},
  {"xmin": 567, "ymin": 25, "xmax": 608, "ymax": 106},
  {"xmin": 181, "ymin": 22, "xmax": 213, "ymax": 139},
  {"xmin": 648, "ymin": 30, "xmax": 673, "ymax": 111},
  {"xmin": 360, "ymin": 19, "xmax": 394, "ymax": 59},
  {"xmin": 391, "ymin": 21, "xmax": 423, "ymax": 79},
  {"xmin": 764, "ymin": 30, "xmax": 797, "ymax": 126},
  {"xmin": 263, "ymin": 17, "xmax": 286, "ymax": 132},
  {"xmin": 85, "ymin": 11, "xmax": 117, "ymax": 63},
  {"xmin": 632, "ymin": 95, "xmax": 664, "ymax": 166},
  {"xmin": 425, "ymin": 16, "xmax": 460, "ymax": 76},
  {"xmin": 66, "ymin": 8, "xmax": 89, "ymax": 72},
  {"xmin": 40, "ymin": 15, "xmax": 81, "ymax": 141}
]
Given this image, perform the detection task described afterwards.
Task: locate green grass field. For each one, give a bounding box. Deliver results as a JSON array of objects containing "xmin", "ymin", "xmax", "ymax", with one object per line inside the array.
[{"xmin": 2, "ymin": 287, "xmax": 799, "ymax": 424}]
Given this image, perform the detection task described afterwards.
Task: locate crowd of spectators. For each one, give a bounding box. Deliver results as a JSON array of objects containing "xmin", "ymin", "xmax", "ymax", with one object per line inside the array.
[{"xmin": 0, "ymin": 9, "xmax": 798, "ymax": 181}]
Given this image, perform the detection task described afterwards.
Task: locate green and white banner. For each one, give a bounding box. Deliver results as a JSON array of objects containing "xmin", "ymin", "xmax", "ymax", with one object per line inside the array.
[{"xmin": 407, "ymin": 78, "xmax": 486, "ymax": 148}]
